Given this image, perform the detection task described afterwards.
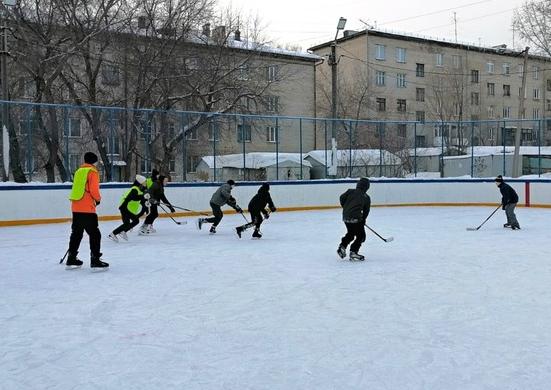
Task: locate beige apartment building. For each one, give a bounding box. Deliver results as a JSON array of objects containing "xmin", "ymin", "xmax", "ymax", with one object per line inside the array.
[{"xmin": 310, "ymin": 29, "xmax": 551, "ymax": 150}]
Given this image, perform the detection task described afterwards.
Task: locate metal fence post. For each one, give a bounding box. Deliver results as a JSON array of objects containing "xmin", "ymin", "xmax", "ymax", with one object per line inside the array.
[
  {"xmin": 299, "ymin": 118, "xmax": 303, "ymax": 180},
  {"xmin": 348, "ymin": 120, "xmax": 352, "ymax": 177},
  {"xmin": 212, "ymin": 114, "xmax": 216, "ymax": 182},
  {"xmin": 470, "ymin": 121, "xmax": 474, "ymax": 178},
  {"xmin": 63, "ymin": 107, "xmax": 69, "ymax": 179},
  {"xmin": 324, "ymin": 119, "xmax": 328, "ymax": 178},
  {"xmin": 109, "ymin": 109, "xmax": 114, "ymax": 180},
  {"xmin": 502, "ymin": 121, "xmax": 506, "ymax": 176},
  {"xmin": 181, "ymin": 113, "xmax": 187, "ymax": 182},
  {"xmin": 414, "ymin": 122, "xmax": 417, "ymax": 177},
  {"xmin": 538, "ymin": 119, "xmax": 542, "ymax": 177},
  {"xmin": 242, "ymin": 115, "xmax": 246, "ymax": 181},
  {"xmin": 379, "ymin": 122, "xmax": 383, "ymax": 177},
  {"xmin": 275, "ymin": 116, "xmax": 279, "ymax": 181},
  {"xmin": 26, "ymin": 105, "xmax": 32, "ymax": 181}
]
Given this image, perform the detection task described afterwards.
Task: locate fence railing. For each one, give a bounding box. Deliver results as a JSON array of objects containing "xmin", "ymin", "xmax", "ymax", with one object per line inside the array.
[{"xmin": 0, "ymin": 100, "xmax": 550, "ymax": 183}]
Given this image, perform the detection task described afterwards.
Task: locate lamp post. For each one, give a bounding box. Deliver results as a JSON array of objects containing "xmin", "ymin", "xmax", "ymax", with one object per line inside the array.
[
  {"xmin": 0, "ymin": 0, "xmax": 14, "ymax": 181},
  {"xmin": 328, "ymin": 17, "xmax": 346, "ymax": 177}
]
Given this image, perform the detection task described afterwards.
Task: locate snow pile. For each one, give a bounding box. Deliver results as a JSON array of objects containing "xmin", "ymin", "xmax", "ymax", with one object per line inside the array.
[
  {"xmin": 306, "ymin": 149, "xmax": 402, "ymax": 166},
  {"xmin": 201, "ymin": 152, "xmax": 311, "ymax": 169}
]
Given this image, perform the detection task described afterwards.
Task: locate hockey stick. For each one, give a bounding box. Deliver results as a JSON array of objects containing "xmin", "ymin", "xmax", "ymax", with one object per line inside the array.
[
  {"xmin": 59, "ymin": 249, "xmax": 69, "ymax": 264},
  {"xmin": 466, "ymin": 205, "xmax": 501, "ymax": 231},
  {"xmin": 365, "ymin": 224, "xmax": 394, "ymax": 242},
  {"xmin": 159, "ymin": 204, "xmax": 187, "ymax": 225},
  {"xmin": 165, "ymin": 204, "xmax": 210, "ymax": 216}
]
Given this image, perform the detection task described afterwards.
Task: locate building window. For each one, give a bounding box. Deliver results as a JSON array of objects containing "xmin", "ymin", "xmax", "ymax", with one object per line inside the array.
[
  {"xmin": 376, "ymin": 98, "xmax": 386, "ymax": 112},
  {"xmin": 503, "ymin": 106, "xmax": 511, "ymax": 118},
  {"xmin": 107, "ymin": 135, "xmax": 120, "ymax": 155},
  {"xmin": 547, "ymin": 79, "xmax": 551, "ymax": 91},
  {"xmin": 533, "ymin": 88, "xmax": 541, "ymax": 100},
  {"xmin": 375, "ymin": 71, "xmax": 385, "ymax": 86},
  {"xmin": 186, "ymin": 156, "xmax": 199, "ymax": 173},
  {"xmin": 452, "ymin": 55, "xmax": 461, "ymax": 69},
  {"xmin": 487, "ymin": 83, "xmax": 495, "ymax": 96},
  {"xmin": 488, "ymin": 105, "xmax": 495, "ymax": 119},
  {"xmin": 238, "ymin": 64, "xmax": 249, "ymax": 81},
  {"xmin": 503, "ymin": 63, "xmax": 510, "ymax": 75},
  {"xmin": 69, "ymin": 154, "xmax": 81, "ymax": 173},
  {"xmin": 184, "ymin": 57, "xmax": 199, "ymax": 70},
  {"xmin": 436, "ymin": 53, "xmax": 443, "ymax": 67},
  {"xmin": 486, "ymin": 62, "xmax": 494, "ymax": 73},
  {"xmin": 267, "ymin": 65, "xmax": 279, "ymax": 81},
  {"xmin": 396, "ymin": 47, "xmax": 406, "ymax": 63},
  {"xmin": 140, "ymin": 159, "xmax": 151, "ymax": 175},
  {"xmin": 396, "ymin": 73, "xmax": 406, "ymax": 88},
  {"xmin": 209, "ymin": 122, "xmax": 220, "ymax": 141},
  {"xmin": 375, "ymin": 44, "xmax": 385, "ymax": 60},
  {"xmin": 471, "ymin": 92, "xmax": 479, "ymax": 106},
  {"xmin": 397, "ymin": 99, "xmax": 407, "ymax": 112},
  {"xmin": 503, "ymin": 84, "xmax": 511, "ymax": 97},
  {"xmin": 185, "ymin": 128, "xmax": 198, "ymax": 140},
  {"xmin": 415, "ymin": 111, "xmax": 425, "ymax": 123},
  {"xmin": 416, "ymin": 63, "xmax": 425, "ymax": 77},
  {"xmin": 266, "ymin": 96, "xmax": 279, "ymax": 112},
  {"xmin": 169, "ymin": 159, "xmax": 176, "ymax": 173},
  {"xmin": 547, "ymin": 99, "xmax": 551, "ymax": 111},
  {"xmin": 416, "ymin": 87, "xmax": 425, "ymax": 102},
  {"xmin": 415, "ymin": 135, "xmax": 426, "ymax": 147},
  {"xmin": 522, "ymin": 129, "xmax": 534, "ymax": 142},
  {"xmin": 101, "ymin": 64, "xmax": 120, "ymax": 86},
  {"xmin": 471, "ymin": 70, "xmax": 479, "ymax": 83},
  {"xmin": 397, "ymin": 123, "xmax": 407, "ymax": 138},
  {"xmin": 533, "ymin": 66, "xmax": 539, "ymax": 80},
  {"xmin": 533, "ymin": 108, "xmax": 540, "ymax": 119},
  {"xmin": 64, "ymin": 118, "xmax": 81, "ymax": 137},
  {"xmin": 237, "ymin": 124, "xmax": 252, "ymax": 142},
  {"xmin": 266, "ymin": 126, "xmax": 279, "ymax": 143}
]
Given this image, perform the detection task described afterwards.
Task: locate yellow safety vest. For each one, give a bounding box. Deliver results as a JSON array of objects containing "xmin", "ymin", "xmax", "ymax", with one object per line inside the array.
[
  {"xmin": 120, "ymin": 185, "xmax": 144, "ymax": 215},
  {"xmin": 68, "ymin": 167, "xmax": 94, "ymax": 201}
]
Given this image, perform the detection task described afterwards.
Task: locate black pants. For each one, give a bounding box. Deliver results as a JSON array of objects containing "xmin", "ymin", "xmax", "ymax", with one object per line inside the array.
[
  {"xmin": 205, "ymin": 202, "xmax": 223, "ymax": 226},
  {"xmin": 113, "ymin": 208, "xmax": 141, "ymax": 235},
  {"xmin": 68, "ymin": 212, "xmax": 101, "ymax": 258},
  {"xmin": 144, "ymin": 204, "xmax": 158, "ymax": 225},
  {"xmin": 340, "ymin": 222, "xmax": 366, "ymax": 253},
  {"xmin": 249, "ymin": 208, "xmax": 263, "ymax": 230}
]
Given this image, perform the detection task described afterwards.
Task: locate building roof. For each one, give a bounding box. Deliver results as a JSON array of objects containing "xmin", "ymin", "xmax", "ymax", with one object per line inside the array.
[
  {"xmin": 305, "ymin": 149, "xmax": 402, "ymax": 166},
  {"xmin": 200, "ymin": 152, "xmax": 312, "ymax": 169},
  {"xmin": 309, "ymin": 28, "xmax": 551, "ymax": 62}
]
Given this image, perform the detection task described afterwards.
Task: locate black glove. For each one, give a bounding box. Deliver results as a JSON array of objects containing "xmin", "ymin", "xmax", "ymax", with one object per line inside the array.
[
  {"xmin": 264, "ymin": 213, "xmax": 270, "ymax": 220},
  {"xmin": 169, "ymin": 205, "xmax": 175, "ymax": 213},
  {"xmin": 235, "ymin": 206, "xmax": 243, "ymax": 213},
  {"xmin": 269, "ymin": 206, "xmax": 276, "ymax": 212},
  {"xmin": 95, "ymin": 200, "xmax": 101, "ymax": 206},
  {"xmin": 502, "ymin": 204, "xmax": 506, "ymax": 210}
]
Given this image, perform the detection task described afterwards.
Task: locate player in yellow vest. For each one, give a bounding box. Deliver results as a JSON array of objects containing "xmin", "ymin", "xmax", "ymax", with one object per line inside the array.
[
  {"xmin": 65, "ymin": 152, "xmax": 108, "ymax": 270},
  {"xmin": 108, "ymin": 175, "xmax": 149, "ymax": 242}
]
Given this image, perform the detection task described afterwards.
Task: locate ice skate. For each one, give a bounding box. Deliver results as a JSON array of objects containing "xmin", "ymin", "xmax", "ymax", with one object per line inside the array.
[
  {"xmin": 209, "ymin": 225, "xmax": 216, "ymax": 235},
  {"xmin": 349, "ymin": 251, "xmax": 365, "ymax": 261},
  {"xmin": 65, "ymin": 254, "xmax": 83, "ymax": 270},
  {"xmin": 119, "ymin": 231, "xmax": 128, "ymax": 241},
  {"xmin": 91, "ymin": 254, "xmax": 109, "ymax": 271},
  {"xmin": 252, "ymin": 229, "xmax": 262, "ymax": 239},
  {"xmin": 108, "ymin": 232, "xmax": 119, "ymax": 243},
  {"xmin": 337, "ymin": 245, "xmax": 347, "ymax": 259},
  {"xmin": 236, "ymin": 226, "xmax": 244, "ymax": 238},
  {"xmin": 196, "ymin": 218, "xmax": 204, "ymax": 230}
]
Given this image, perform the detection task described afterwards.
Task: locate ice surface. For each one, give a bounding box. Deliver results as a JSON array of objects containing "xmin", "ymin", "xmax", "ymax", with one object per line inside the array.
[{"xmin": 2, "ymin": 207, "xmax": 551, "ymax": 389}]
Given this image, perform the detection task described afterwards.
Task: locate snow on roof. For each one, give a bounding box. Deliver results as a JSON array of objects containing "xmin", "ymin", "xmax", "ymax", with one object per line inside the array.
[
  {"xmin": 444, "ymin": 146, "xmax": 551, "ymax": 158},
  {"xmin": 305, "ymin": 149, "xmax": 402, "ymax": 166},
  {"xmin": 200, "ymin": 152, "xmax": 312, "ymax": 169},
  {"xmin": 407, "ymin": 147, "xmax": 449, "ymax": 157}
]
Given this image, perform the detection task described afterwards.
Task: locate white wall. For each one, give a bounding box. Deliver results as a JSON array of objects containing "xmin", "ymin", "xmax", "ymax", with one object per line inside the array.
[{"xmin": 0, "ymin": 179, "xmax": 549, "ymax": 224}]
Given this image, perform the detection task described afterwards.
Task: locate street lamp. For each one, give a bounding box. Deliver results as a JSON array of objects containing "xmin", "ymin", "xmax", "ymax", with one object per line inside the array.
[
  {"xmin": 328, "ymin": 17, "xmax": 346, "ymax": 177},
  {"xmin": 0, "ymin": 0, "xmax": 14, "ymax": 181}
]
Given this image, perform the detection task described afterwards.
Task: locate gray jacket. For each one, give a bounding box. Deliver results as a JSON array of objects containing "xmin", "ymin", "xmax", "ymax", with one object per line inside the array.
[{"xmin": 210, "ymin": 183, "xmax": 236, "ymax": 207}]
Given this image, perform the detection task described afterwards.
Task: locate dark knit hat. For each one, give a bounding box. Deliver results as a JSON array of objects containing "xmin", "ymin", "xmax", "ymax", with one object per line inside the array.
[
  {"xmin": 357, "ymin": 177, "xmax": 370, "ymax": 191},
  {"xmin": 158, "ymin": 174, "xmax": 167, "ymax": 183},
  {"xmin": 495, "ymin": 175, "xmax": 504, "ymax": 183},
  {"xmin": 227, "ymin": 179, "xmax": 236, "ymax": 186},
  {"xmin": 84, "ymin": 152, "xmax": 98, "ymax": 164},
  {"xmin": 259, "ymin": 183, "xmax": 270, "ymax": 192}
]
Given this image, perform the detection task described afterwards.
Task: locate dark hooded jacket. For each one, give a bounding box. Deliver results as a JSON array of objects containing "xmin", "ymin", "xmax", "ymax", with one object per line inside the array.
[
  {"xmin": 340, "ymin": 178, "xmax": 371, "ymax": 223},
  {"xmin": 498, "ymin": 182, "xmax": 519, "ymax": 205},
  {"xmin": 248, "ymin": 183, "xmax": 276, "ymax": 214},
  {"xmin": 148, "ymin": 176, "xmax": 170, "ymax": 205}
]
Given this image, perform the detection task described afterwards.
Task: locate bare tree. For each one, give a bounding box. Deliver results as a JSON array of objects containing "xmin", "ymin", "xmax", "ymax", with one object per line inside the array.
[{"xmin": 513, "ymin": 0, "xmax": 551, "ymax": 57}]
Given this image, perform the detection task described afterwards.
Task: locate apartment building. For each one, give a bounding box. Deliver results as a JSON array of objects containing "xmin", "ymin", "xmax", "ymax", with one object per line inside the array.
[{"xmin": 310, "ymin": 29, "xmax": 551, "ymax": 150}]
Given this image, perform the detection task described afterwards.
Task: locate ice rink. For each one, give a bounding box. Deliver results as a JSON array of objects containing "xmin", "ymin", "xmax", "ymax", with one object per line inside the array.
[{"xmin": 2, "ymin": 206, "xmax": 551, "ymax": 389}]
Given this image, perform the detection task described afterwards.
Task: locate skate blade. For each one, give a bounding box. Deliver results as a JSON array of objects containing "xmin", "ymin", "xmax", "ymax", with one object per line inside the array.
[
  {"xmin": 91, "ymin": 267, "xmax": 109, "ymax": 273},
  {"xmin": 108, "ymin": 236, "xmax": 119, "ymax": 243},
  {"xmin": 466, "ymin": 227, "xmax": 478, "ymax": 231},
  {"xmin": 385, "ymin": 237, "xmax": 395, "ymax": 242},
  {"xmin": 65, "ymin": 265, "xmax": 82, "ymax": 270}
]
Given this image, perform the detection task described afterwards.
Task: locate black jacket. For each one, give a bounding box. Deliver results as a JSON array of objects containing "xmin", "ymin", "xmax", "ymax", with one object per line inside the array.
[
  {"xmin": 499, "ymin": 182, "xmax": 519, "ymax": 205},
  {"xmin": 148, "ymin": 181, "xmax": 170, "ymax": 205},
  {"xmin": 119, "ymin": 181, "xmax": 147, "ymax": 216},
  {"xmin": 248, "ymin": 185, "xmax": 275, "ymax": 214},
  {"xmin": 340, "ymin": 187, "xmax": 371, "ymax": 223}
]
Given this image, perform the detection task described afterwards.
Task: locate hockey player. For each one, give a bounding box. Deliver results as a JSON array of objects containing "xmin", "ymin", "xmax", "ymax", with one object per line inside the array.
[
  {"xmin": 197, "ymin": 179, "xmax": 243, "ymax": 234},
  {"xmin": 109, "ymin": 175, "xmax": 150, "ymax": 242},
  {"xmin": 140, "ymin": 174, "xmax": 175, "ymax": 234},
  {"xmin": 337, "ymin": 177, "xmax": 371, "ymax": 261},
  {"xmin": 495, "ymin": 175, "xmax": 520, "ymax": 230},
  {"xmin": 235, "ymin": 183, "xmax": 276, "ymax": 239},
  {"xmin": 146, "ymin": 168, "xmax": 159, "ymax": 190},
  {"xmin": 66, "ymin": 151, "xmax": 109, "ymax": 270}
]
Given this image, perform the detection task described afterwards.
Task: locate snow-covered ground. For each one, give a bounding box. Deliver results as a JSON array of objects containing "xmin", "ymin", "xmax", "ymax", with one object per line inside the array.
[{"xmin": 2, "ymin": 207, "xmax": 551, "ymax": 389}]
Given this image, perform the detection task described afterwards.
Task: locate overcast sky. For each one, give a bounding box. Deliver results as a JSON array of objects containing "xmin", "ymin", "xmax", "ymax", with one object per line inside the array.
[{"xmin": 219, "ymin": 0, "xmax": 527, "ymax": 51}]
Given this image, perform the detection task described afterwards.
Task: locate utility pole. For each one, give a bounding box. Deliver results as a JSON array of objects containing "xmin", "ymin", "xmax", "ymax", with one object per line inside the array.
[
  {"xmin": 513, "ymin": 46, "xmax": 529, "ymax": 177},
  {"xmin": 453, "ymin": 12, "xmax": 458, "ymax": 43},
  {"xmin": 0, "ymin": 2, "xmax": 9, "ymax": 180},
  {"xmin": 328, "ymin": 17, "xmax": 346, "ymax": 177}
]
